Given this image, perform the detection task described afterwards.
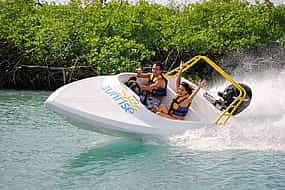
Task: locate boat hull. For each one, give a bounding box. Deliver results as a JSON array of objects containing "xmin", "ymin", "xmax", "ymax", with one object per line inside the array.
[{"xmin": 45, "ymin": 73, "xmax": 218, "ymax": 138}]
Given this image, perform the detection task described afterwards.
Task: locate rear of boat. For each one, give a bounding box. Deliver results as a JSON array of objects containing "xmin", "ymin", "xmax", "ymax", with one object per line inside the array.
[
  {"xmin": 45, "ymin": 55, "xmax": 251, "ymax": 138},
  {"xmin": 116, "ymin": 73, "xmax": 219, "ymax": 126},
  {"xmin": 45, "ymin": 73, "xmax": 216, "ymax": 138}
]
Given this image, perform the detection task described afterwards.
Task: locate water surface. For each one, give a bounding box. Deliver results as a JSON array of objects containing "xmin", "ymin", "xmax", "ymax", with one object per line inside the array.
[{"xmin": 1, "ymin": 70, "xmax": 285, "ymax": 190}]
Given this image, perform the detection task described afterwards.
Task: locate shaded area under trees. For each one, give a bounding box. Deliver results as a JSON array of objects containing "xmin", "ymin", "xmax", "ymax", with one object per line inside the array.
[{"xmin": 0, "ymin": 0, "xmax": 284, "ymax": 90}]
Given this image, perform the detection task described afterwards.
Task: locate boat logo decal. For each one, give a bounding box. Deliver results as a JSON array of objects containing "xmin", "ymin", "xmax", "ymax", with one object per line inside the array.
[{"xmin": 102, "ymin": 84, "xmax": 142, "ymax": 114}]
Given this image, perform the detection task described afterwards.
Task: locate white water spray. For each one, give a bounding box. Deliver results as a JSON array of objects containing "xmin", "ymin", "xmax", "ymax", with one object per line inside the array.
[{"xmin": 168, "ymin": 67, "xmax": 285, "ymax": 152}]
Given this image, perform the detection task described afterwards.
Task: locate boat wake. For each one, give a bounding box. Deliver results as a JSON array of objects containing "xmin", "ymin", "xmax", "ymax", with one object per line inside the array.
[{"xmin": 167, "ymin": 70, "xmax": 285, "ymax": 152}]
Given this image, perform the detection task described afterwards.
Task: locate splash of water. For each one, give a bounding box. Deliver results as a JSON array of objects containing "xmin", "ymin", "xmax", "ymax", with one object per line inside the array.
[{"xmin": 168, "ymin": 69, "xmax": 285, "ymax": 152}]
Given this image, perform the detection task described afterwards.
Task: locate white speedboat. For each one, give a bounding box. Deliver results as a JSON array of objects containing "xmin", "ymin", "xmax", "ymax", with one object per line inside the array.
[{"xmin": 45, "ymin": 56, "xmax": 252, "ymax": 138}]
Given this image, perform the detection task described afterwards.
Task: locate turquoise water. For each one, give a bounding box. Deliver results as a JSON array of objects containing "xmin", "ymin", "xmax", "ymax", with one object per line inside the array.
[{"xmin": 1, "ymin": 72, "xmax": 285, "ymax": 190}]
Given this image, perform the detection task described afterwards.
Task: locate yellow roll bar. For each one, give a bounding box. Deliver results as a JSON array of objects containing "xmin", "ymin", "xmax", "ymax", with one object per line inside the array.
[{"xmin": 165, "ymin": 55, "xmax": 247, "ymax": 125}]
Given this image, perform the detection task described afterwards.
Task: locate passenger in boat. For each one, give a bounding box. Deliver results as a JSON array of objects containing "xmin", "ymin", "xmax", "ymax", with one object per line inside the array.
[
  {"xmin": 154, "ymin": 62, "xmax": 206, "ymax": 120},
  {"xmin": 136, "ymin": 63, "xmax": 168, "ymax": 109}
]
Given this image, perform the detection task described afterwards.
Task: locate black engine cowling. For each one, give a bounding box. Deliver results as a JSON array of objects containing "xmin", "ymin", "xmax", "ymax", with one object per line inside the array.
[{"xmin": 216, "ymin": 83, "xmax": 252, "ymax": 115}]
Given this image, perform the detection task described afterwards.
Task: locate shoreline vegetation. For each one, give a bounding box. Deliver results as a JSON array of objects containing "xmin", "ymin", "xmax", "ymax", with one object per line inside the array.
[{"xmin": 1, "ymin": 0, "xmax": 284, "ymax": 90}]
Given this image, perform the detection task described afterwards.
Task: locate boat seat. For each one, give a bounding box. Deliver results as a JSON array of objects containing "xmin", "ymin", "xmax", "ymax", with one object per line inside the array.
[{"xmin": 120, "ymin": 73, "xmax": 203, "ymax": 122}]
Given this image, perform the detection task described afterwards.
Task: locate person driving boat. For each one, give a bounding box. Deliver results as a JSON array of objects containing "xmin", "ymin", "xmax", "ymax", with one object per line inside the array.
[
  {"xmin": 136, "ymin": 63, "xmax": 168, "ymax": 109},
  {"xmin": 154, "ymin": 62, "xmax": 206, "ymax": 120}
]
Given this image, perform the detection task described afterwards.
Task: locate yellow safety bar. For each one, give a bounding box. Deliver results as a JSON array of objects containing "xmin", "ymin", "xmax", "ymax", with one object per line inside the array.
[{"xmin": 165, "ymin": 55, "xmax": 247, "ymax": 125}]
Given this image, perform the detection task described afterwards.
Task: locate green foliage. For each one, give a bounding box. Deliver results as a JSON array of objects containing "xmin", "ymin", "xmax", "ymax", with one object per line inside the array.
[
  {"xmin": 87, "ymin": 36, "xmax": 154, "ymax": 74},
  {"xmin": 173, "ymin": 0, "xmax": 285, "ymax": 54},
  {"xmin": 0, "ymin": 0, "xmax": 284, "ymax": 75}
]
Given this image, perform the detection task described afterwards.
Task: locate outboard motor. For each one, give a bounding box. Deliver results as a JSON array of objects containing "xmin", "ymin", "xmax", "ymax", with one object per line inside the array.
[{"xmin": 204, "ymin": 83, "xmax": 252, "ymax": 115}]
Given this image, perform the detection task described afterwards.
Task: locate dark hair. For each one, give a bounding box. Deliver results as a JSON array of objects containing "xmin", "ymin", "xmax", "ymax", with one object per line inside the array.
[
  {"xmin": 181, "ymin": 82, "xmax": 193, "ymax": 95},
  {"xmin": 153, "ymin": 63, "xmax": 164, "ymax": 70}
]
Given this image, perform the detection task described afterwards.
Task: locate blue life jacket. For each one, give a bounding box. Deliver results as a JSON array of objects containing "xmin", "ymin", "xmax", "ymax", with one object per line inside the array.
[
  {"xmin": 148, "ymin": 74, "xmax": 168, "ymax": 97},
  {"xmin": 169, "ymin": 94, "xmax": 190, "ymax": 117}
]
